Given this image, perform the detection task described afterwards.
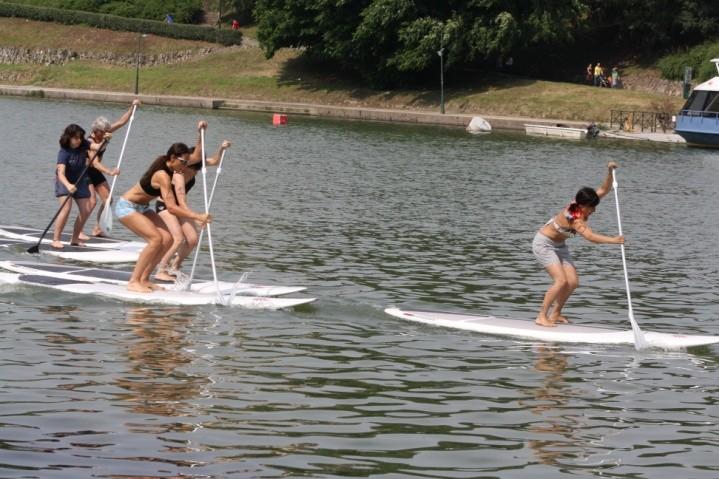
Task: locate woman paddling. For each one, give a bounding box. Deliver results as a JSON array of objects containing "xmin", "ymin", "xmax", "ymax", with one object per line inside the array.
[
  {"xmin": 533, "ymin": 162, "xmax": 624, "ymax": 327},
  {"xmin": 115, "ymin": 121, "xmax": 211, "ymax": 293},
  {"xmin": 155, "ymin": 139, "xmax": 231, "ymax": 279},
  {"xmin": 52, "ymin": 124, "xmax": 115, "ymax": 249},
  {"xmin": 82, "ymin": 99, "xmax": 140, "ymax": 239}
]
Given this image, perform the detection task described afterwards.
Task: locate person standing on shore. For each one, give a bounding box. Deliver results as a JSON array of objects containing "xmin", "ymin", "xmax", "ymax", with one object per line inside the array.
[
  {"xmin": 585, "ymin": 63, "xmax": 593, "ymax": 84},
  {"xmin": 593, "ymin": 62, "xmax": 603, "ymax": 86},
  {"xmin": 114, "ymin": 121, "xmax": 211, "ymax": 292},
  {"xmin": 532, "ymin": 162, "xmax": 624, "ymax": 327},
  {"xmin": 82, "ymin": 98, "xmax": 140, "ymax": 239}
]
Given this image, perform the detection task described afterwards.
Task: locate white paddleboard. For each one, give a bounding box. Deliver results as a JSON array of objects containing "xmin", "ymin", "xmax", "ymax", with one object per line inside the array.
[
  {"xmin": 0, "ymin": 261, "xmax": 306, "ymax": 297},
  {"xmin": 40, "ymin": 244, "xmax": 141, "ymax": 263},
  {"xmin": 0, "ymin": 273, "xmax": 315, "ymax": 309},
  {"xmin": 0, "ymin": 225, "xmax": 145, "ymax": 251},
  {"xmin": 385, "ymin": 308, "xmax": 719, "ymax": 349}
]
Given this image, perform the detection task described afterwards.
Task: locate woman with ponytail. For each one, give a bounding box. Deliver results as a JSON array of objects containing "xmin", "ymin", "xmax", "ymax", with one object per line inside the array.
[
  {"xmin": 532, "ymin": 162, "xmax": 624, "ymax": 327},
  {"xmin": 115, "ymin": 121, "xmax": 212, "ymax": 293}
]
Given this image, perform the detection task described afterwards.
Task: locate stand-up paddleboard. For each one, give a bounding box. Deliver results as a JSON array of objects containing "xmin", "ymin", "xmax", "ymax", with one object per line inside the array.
[
  {"xmin": 384, "ymin": 308, "xmax": 719, "ymax": 349},
  {"xmin": 0, "ymin": 261, "xmax": 306, "ymax": 297},
  {"xmin": 0, "ymin": 225, "xmax": 144, "ymax": 263},
  {"xmin": 0, "ymin": 225, "xmax": 145, "ymax": 250},
  {"xmin": 0, "ymin": 273, "xmax": 314, "ymax": 309}
]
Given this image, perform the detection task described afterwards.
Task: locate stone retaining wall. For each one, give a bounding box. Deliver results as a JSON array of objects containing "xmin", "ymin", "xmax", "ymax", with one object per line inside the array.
[{"xmin": 0, "ymin": 46, "xmax": 217, "ymax": 67}]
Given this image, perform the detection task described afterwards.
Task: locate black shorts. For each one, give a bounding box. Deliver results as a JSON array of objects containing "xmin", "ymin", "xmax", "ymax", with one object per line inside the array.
[
  {"xmin": 155, "ymin": 200, "xmax": 167, "ymax": 213},
  {"xmin": 87, "ymin": 167, "xmax": 107, "ymax": 187}
]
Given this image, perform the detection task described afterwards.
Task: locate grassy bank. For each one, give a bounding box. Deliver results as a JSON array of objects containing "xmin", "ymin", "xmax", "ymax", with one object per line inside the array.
[{"xmin": 0, "ymin": 18, "xmax": 685, "ymax": 123}]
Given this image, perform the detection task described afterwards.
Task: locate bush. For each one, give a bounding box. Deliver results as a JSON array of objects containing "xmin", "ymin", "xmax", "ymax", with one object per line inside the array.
[
  {"xmin": 0, "ymin": 2, "xmax": 243, "ymax": 45},
  {"xmin": 657, "ymin": 42, "xmax": 719, "ymax": 82}
]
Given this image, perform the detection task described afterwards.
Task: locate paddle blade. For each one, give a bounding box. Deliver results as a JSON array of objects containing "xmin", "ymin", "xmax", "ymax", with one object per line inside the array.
[
  {"xmin": 26, "ymin": 244, "xmax": 39, "ymax": 254},
  {"xmin": 98, "ymin": 199, "xmax": 113, "ymax": 234}
]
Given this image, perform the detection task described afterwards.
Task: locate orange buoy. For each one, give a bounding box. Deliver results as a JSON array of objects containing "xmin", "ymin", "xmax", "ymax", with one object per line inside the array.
[{"xmin": 272, "ymin": 113, "xmax": 288, "ymax": 126}]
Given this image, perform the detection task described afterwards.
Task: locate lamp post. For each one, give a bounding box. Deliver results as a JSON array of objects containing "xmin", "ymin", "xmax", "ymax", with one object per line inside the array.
[
  {"xmin": 437, "ymin": 47, "xmax": 445, "ymax": 114},
  {"xmin": 134, "ymin": 33, "xmax": 147, "ymax": 95}
]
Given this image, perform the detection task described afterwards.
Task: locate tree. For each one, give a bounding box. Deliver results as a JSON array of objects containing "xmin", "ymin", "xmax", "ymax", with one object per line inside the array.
[{"xmin": 255, "ymin": 0, "xmax": 589, "ymax": 86}]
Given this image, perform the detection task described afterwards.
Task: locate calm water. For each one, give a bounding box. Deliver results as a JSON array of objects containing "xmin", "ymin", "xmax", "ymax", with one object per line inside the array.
[{"xmin": 0, "ymin": 97, "xmax": 718, "ymax": 478}]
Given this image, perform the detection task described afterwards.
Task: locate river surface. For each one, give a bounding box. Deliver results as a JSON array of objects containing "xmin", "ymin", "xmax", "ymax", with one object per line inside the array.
[{"xmin": 0, "ymin": 96, "xmax": 718, "ymax": 478}]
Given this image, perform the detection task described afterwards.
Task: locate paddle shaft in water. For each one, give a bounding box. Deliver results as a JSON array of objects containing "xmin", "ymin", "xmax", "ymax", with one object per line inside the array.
[
  {"xmin": 99, "ymin": 103, "xmax": 137, "ymax": 234},
  {"xmin": 28, "ymin": 139, "xmax": 110, "ymax": 254}
]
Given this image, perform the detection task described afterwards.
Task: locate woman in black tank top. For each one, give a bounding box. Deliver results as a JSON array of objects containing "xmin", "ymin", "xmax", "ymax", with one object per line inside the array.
[
  {"xmin": 115, "ymin": 121, "xmax": 212, "ymax": 293},
  {"xmin": 155, "ymin": 139, "xmax": 231, "ymax": 278}
]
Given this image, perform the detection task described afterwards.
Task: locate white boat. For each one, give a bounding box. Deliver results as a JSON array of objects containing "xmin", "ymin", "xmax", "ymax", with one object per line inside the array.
[
  {"xmin": 524, "ymin": 123, "xmax": 588, "ymax": 140},
  {"xmin": 674, "ymin": 58, "xmax": 719, "ymax": 147},
  {"xmin": 384, "ymin": 308, "xmax": 719, "ymax": 350}
]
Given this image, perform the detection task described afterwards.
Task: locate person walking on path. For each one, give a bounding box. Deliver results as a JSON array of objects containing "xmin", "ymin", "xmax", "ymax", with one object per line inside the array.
[
  {"xmin": 532, "ymin": 162, "xmax": 625, "ymax": 327},
  {"xmin": 594, "ymin": 63, "xmax": 604, "ymax": 86}
]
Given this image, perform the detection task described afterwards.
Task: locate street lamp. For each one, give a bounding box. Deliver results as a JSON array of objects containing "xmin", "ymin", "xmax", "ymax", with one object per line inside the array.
[
  {"xmin": 437, "ymin": 47, "xmax": 445, "ymax": 114},
  {"xmin": 134, "ymin": 33, "xmax": 147, "ymax": 95}
]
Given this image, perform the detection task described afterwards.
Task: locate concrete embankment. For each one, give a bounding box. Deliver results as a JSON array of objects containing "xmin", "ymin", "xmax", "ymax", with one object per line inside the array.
[{"xmin": 0, "ymin": 83, "xmax": 588, "ymax": 132}]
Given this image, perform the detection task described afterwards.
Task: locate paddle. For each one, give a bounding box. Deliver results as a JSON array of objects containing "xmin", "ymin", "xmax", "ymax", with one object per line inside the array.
[
  {"xmin": 186, "ymin": 127, "xmax": 221, "ymax": 298},
  {"xmin": 28, "ymin": 138, "xmax": 110, "ymax": 254},
  {"xmin": 611, "ymin": 168, "xmax": 649, "ymax": 350},
  {"xmin": 98, "ymin": 103, "xmax": 138, "ymax": 235},
  {"xmin": 184, "ymin": 147, "xmax": 227, "ymax": 291}
]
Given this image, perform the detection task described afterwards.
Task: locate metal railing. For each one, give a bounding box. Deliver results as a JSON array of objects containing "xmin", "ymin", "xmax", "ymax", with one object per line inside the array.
[{"xmin": 610, "ymin": 110, "xmax": 672, "ymax": 133}]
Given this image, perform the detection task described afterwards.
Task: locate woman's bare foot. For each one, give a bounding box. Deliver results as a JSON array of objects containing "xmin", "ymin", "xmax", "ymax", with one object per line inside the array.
[
  {"xmin": 70, "ymin": 242, "xmax": 86, "ymax": 247},
  {"xmin": 127, "ymin": 281, "xmax": 152, "ymax": 293},
  {"xmin": 91, "ymin": 228, "xmax": 107, "ymax": 238},
  {"xmin": 144, "ymin": 282, "xmax": 165, "ymax": 291},
  {"xmin": 153, "ymin": 271, "xmax": 175, "ymax": 282},
  {"xmin": 535, "ymin": 315, "xmax": 556, "ymax": 327},
  {"xmin": 550, "ymin": 314, "xmax": 569, "ymax": 324},
  {"xmin": 79, "ymin": 233, "xmax": 91, "ymax": 241},
  {"xmin": 50, "ymin": 240, "xmax": 64, "ymax": 249}
]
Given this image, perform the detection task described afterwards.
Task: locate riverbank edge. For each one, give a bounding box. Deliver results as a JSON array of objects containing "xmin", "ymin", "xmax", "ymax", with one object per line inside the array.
[{"xmin": 0, "ymin": 83, "xmax": 587, "ymax": 131}]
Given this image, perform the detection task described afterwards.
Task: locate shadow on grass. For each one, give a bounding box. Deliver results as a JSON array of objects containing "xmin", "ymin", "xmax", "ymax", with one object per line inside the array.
[{"xmin": 276, "ymin": 54, "xmax": 539, "ymax": 109}]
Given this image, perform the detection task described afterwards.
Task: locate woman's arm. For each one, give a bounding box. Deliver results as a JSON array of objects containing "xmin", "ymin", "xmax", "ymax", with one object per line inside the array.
[
  {"xmin": 172, "ymin": 172, "xmax": 190, "ymax": 208},
  {"xmin": 187, "ymin": 120, "xmax": 209, "ymax": 166},
  {"xmin": 575, "ymin": 220, "xmax": 623, "ymax": 244},
  {"xmin": 205, "ymin": 140, "xmax": 231, "ymax": 166},
  {"xmin": 595, "ymin": 161, "xmax": 618, "ymax": 198},
  {"xmin": 56, "ymin": 164, "xmax": 76, "ymax": 193},
  {"xmin": 108, "ymin": 99, "xmax": 140, "ymax": 133},
  {"xmin": 156, "ymin": 171, "xmax": 211, "ymax": 224}
]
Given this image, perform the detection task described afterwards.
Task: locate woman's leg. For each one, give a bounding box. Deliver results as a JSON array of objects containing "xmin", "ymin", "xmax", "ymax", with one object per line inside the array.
[
  {"xmin": 91, "ymin": 182, "xmax": 110, "ymax": 236},
  {"xmin": 155, "ymin": 210, "xmax": 184, "ymax": 280},
  {"xmin": 119, "ymin": 211, "xmax": 166, "ymax": 292},
  {"xmin": 80, "ymin": 185, "xmax": 97, "ymax": 241},
  {"xmin": 71, "ymin": 197, "xmax": 92, "ymax": 245},
  {"xmin": 549, "ymin": 263, "xmax": 578, "ymax": 323},
  {"xmin": 536, "ymin": 263, "xmax": 568, "ymax": 327},
  {"xmin": 171, "ymin": 219, "xmax": 199, "ymax": 271},
  {"xmin": 52, "ymin": 196, "xmax": 72, "ymax": 249}
]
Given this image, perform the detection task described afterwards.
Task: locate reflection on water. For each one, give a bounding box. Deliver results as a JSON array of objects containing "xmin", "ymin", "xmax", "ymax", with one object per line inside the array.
[
  {"xmin": 118, "ymin": 307, "xmax": 208, "ymax": 426},
  {"xmin": 527, "ymin": 345, "xmax": 579, "ymax": 466}
]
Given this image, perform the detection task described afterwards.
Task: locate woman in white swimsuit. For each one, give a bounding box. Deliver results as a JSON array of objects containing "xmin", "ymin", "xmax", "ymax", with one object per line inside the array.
[{"xmin": 532, "ymin": 162, "xmax": 624, "ymax": 327}]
